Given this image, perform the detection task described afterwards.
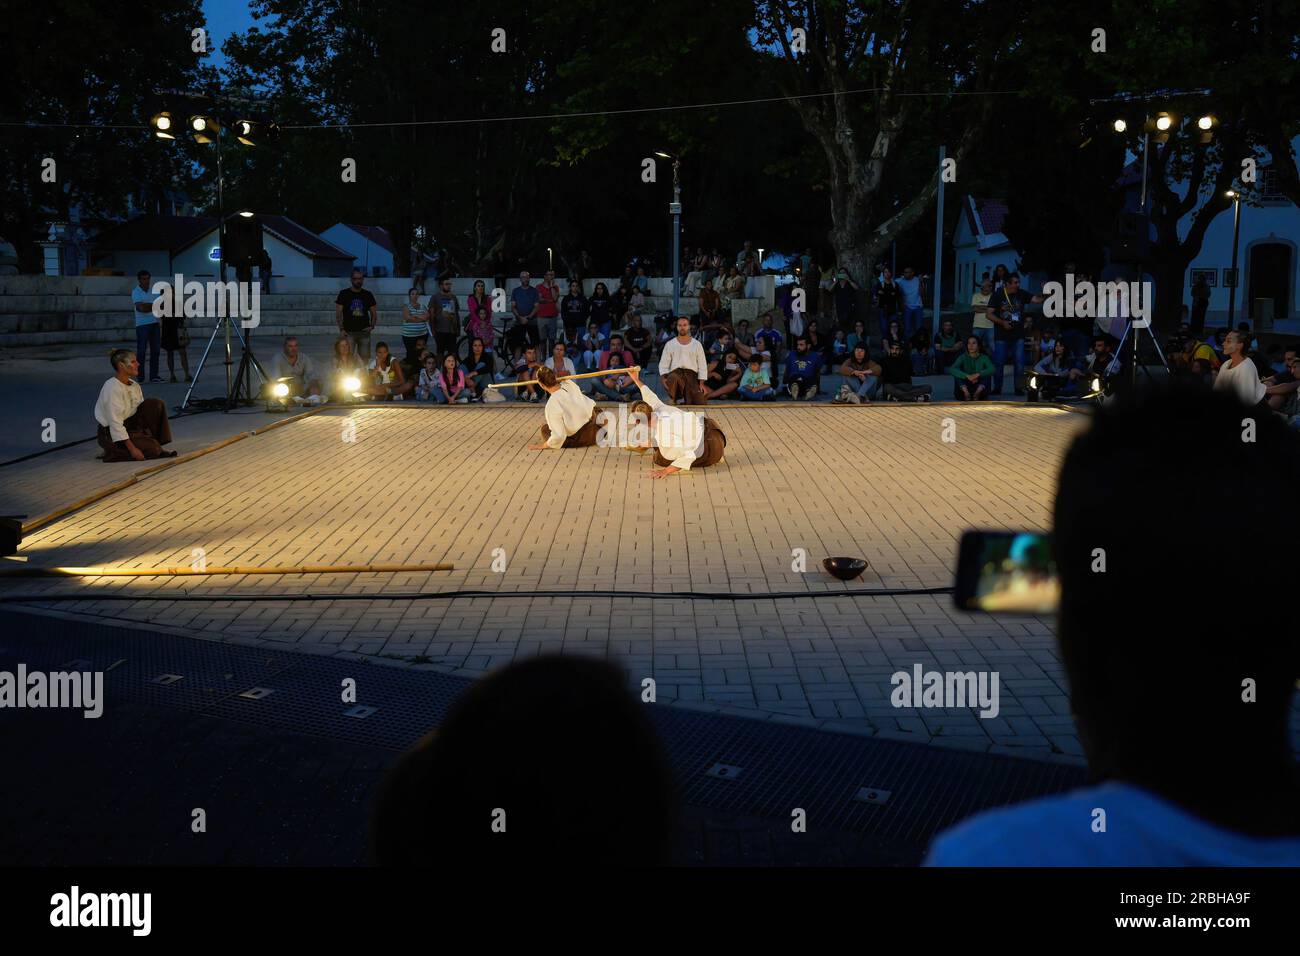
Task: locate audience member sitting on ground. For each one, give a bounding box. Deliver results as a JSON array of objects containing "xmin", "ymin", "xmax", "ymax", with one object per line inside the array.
[
  {"xmin": 705, "ymin": 349, "xmax": 743, "ymax": 400},
  {"xmin": 432, "ymin": 352, "xmax": 470, "ymax": 404},
  {"xmin": 366, "ymin": 342, "xmax": 413, "ymax": 401},
  {"xmin": 882, "ymin": 317, "xmax": 906, "ymax": 354},
  {"xmin": 733, "ymin": 318, "xmax": 754, "ymax": 349},
  {"xmin": 580, "ymin": 322, "xmax": 604, "ymax": 370},
  {"xmin": 94, "ymin": 349, "xmax": 176, "ymax": 462},
  {"xmin": 949, "ymin": 336, "xmax": 996, "ymax": 400},
  {"xmin": 331, "ymin": 335, "xmax": 365, "ymax": 400},
  {"xmin": 1085, "ymin": 336, "xmax": 1116, "ymax": 375},
  {"xmin": 593, "ymin": 353, "xmax": 639, "ymax": 402},
  {"xmin": 880, "ymin": 339, "xmax": 932, "ymax": 401},
  {"xmin": 1030, "ymin": 340, "xmax": 1085, "ymax": 399},
  {"xmin": 599, "ymin": 334, "xmax": 634, "ymax": 371},
  {"xmin": 784, "ymin": 335, "xmax": 824, "ymax": 400},
  {"xmin": 927, "ymin": 384, "xmax": 1300, "ymax": 865},
  {"xmin": 509, "ymin": 345, "xmax": 543, "ymax": 402},
  {"xmin": 1262, "ymin": 344, "xmax": 1300, "ymax": 412},
  {"xmin": 1213, "ymin": 329, "xmax": 1268, "ymax": 410},
  {"xmin": 461, "ymin": 337, "xmax": 495, "ymax": 401},
  {"xmin": 624, "ymin": 313, "xmax": 653, "ymax": 368},
  {"xmin": 738, "ymin": 355, "xmax": 776, "ymax": 400},
  {"xmin": 415, "ymin": 354, "xmax": 439, "ymax": 401},
  {"xmin": 544, "ymin": 341, "xmax": 576, "ymax": 381},
  {"xmin": 269, "ymin": 335, "xmax": 324, "ymax": 404},
  {"xmin": 836, "ymin": 344, "xmax": 882, "ymax": 403},
  {"xmin": 369, "ymin": 655, "xmax": 675, "ymax": 866}
]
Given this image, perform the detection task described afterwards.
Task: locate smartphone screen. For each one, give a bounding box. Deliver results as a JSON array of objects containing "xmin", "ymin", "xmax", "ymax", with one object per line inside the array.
[{"xmin": 954, "ymin": 530, "xmax": 1059, "ymax": 614}]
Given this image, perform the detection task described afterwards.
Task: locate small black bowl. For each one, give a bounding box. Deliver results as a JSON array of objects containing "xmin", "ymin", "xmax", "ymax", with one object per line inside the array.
[{"xmin": 823, "ymin": 556, "xmax": 868, "ymax": 581}]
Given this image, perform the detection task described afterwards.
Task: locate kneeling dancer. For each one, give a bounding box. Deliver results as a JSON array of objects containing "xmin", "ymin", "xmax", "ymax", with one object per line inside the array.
[
  {"xmin": 528, "ymin": 365, "xmax": 604, "ymax": 449},
  {"xmin": 625, "ymin": 367, "xmax": 726, "ymax": 478}
]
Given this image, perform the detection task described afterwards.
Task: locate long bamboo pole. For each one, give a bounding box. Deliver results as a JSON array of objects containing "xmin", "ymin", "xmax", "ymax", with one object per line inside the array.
[
  {"xmin": 487, "ymin": 366, "xmax": 641, "ymax": 389},
  {"xmin": 0, "ymin": 562, "xmax": 455, "ymax": 578}
]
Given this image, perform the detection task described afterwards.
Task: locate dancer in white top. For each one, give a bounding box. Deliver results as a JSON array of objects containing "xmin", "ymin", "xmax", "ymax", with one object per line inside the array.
[
  {"xmin": 626, "ymin": 367, "xmax": 726, "ymax": 478},
  {"xmin": 528, "ymin": 365, "xmax": 604, "ymax": 449},
  {"xmin": 1214, "ymin": 330, "xmax": 1267, "ymax": 407},
  {"xmin": 657, "ymin": 316, "xmax": 710, "ymax": 404}
]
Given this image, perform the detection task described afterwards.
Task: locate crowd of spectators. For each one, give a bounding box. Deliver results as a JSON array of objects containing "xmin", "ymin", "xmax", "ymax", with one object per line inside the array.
[{"xmin": 248, "ymin": 259, "xmax": 1299, "ymax": 428}]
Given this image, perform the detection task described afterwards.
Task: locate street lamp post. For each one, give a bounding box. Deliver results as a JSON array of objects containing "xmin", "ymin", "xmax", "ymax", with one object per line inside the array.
[
  {"xmin": 657, "ymin": 151, "xmax": 682, "ymax": 316},
  {"xmin": 1226, "ymin": 190, "xmax": 1242, "ymax": 326}
]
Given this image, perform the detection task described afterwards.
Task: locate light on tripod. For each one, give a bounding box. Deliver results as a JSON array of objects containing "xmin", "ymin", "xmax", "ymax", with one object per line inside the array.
[
  {"xmin": 272, "ymin": 382, "xmax": 290, "ymax": 398},
  {"xmin": 1112, "ymin": 118, "xmax": 1127, "ymax": 133},
  {"xmin": 238, "ymin": 210, "xmax": 254, "ymax": 218},
  {"xmin": 1197, "ymin": 115, "xmax": 1214, "ymax": 130},
  {"xmin": 343, "ymin": 375, "xmax": 361, "ymax": 393},
  {"xmin": 1028, "ymin": 374, "xmax": 1039, "ymax": 389},
  {"xmin": 1154, "ymin": 113, "xmax": 1173, "ymax": 131},
  {"xmin": 1091, "ymin": 375, "xmax": 1102, "ymax": 392}
]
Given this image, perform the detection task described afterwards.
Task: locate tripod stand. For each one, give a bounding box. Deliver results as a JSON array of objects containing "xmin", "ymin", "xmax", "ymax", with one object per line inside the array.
[
  {"xmin": 181, "ymin": 312, "xmax": 268, "ymax": 411},
  {"xmin": 1108, "ymin": 317, "xmax": 1169, "ymax": 394}
]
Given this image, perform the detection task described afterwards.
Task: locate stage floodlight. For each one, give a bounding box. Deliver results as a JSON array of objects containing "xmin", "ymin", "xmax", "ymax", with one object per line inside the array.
[
  {"xmin": 1155, "ymin": 114, "xmax": 1173, "ymax": 131},
  {"xmin": 151, "ymin": 112, "xmax": 176, "ymax": 139},
  {"xmin": 272, "ymin": 382, "xmax": 290, "ymax": 398},
  {"xmin": 343, "ymin": 376, "xmax": 361, "ymax": 393},
  {"xmin": 1112, "ymin": 118, "xmax": 1128, "ymax": 133},
  {"xmin": 1225, "ymin": 189, "xmax": 1237, "ymax": 199},
  {"xmin": 190, "ymin": 114, "xmax": 220, "ymax": 144},
  {"xmin": 234, "ymin": 118, "xmax": 278, "ymax": 146},
  {"xmin": 238, "ymin": 210, "xmax": 255, "ymax": 218},
  {"xmin": 1195, "ymin": 114, "xmax": 1218, "ymax": 144}
]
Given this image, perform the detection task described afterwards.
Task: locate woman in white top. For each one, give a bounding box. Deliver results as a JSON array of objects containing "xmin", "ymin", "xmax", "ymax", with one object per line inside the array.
[
  {"xmin": 94, "ymin": 349, "xmax": 176, "ymax": 462},
  {"xmin": 1213, "ymin": 330, "xmax": 1267, "ymax": 408},
  {"xmin": 366, "ymin": 341, "xmax": 413, "ymax": 400}
]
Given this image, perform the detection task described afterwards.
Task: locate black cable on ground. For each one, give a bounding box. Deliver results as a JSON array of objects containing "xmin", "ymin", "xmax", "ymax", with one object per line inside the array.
[{"xmin": 0, "ymin": 585, "xmax": 954, "ymax": 604}]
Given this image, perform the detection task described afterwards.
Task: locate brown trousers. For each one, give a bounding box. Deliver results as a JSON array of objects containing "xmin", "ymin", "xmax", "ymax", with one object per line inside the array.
[
  {"xmin": 662, "ymin": 368, "xmax": 709, "ymax": 405},
  {"xmin": 539, "ymin": 408, "xmax": 602, "ymax": 448},
  {"xmin": 654, "ymin": 416, "xmax": 726, "ymax": 469},
  {"xmin": 97, "ymin": 397, "xmax": 174, "ymax": 462}
]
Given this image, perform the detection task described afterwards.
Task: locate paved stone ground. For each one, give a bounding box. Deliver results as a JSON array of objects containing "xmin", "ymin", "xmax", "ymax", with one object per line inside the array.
[{"xmin": 1, "ymin": 401, "xmax": 1107, "ymax": 761}]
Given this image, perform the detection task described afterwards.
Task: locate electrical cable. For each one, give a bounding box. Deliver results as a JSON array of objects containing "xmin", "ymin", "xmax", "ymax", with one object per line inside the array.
[{"xmin": 0, "ymin": 585, "xmax": 953, "ymax": 604}]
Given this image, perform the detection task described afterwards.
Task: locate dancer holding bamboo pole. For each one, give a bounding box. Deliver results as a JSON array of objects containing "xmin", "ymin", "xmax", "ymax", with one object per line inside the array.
[{"xmin": 526, "ymin": 365, "xmax": 611, "ymax": 449}]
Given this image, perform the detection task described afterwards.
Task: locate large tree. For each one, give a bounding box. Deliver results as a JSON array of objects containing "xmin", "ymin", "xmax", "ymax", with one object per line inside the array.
[{"xmin": 750, "ymin": 0, "xmax": 1011, "ymax": 287}]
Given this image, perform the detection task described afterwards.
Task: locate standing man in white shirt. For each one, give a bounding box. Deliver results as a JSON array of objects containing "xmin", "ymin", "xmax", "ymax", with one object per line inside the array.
[
  {"xmin": 657, "ymin": 316, "xmax": 709, "ymax": 405},
  {"xmin": 131, "ymin": 269, "xmax": 164, "ymax": 383},
  {"xmin": 528, "ymin": 366, "xmax": 604, "ymax": 448},
  {"xmin": 94, "ymin": 349, "xmax": 176, "ymax": 462},
  {"xmin": 626, "ymin": 367, "xmax": 726, "ymax": 478}
]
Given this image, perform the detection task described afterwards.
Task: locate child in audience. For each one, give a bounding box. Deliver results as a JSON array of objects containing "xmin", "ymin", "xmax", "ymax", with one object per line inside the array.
[
  {"xmin": 739, "ymin": 356, "xmax": 775, "ymax": 401},
  {"xmin": 416, "ymin": 354, "xmax": 439, "ymax": 401}
]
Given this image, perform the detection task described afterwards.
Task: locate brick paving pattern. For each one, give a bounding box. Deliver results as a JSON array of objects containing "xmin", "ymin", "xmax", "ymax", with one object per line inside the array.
[{"xmin": 3, "ymin": 402, "xmax": 1094, "ymax": 759}]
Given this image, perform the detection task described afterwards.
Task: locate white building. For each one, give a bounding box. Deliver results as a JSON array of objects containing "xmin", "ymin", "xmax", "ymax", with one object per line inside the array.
[
  {"xmin": 952, "ymin": 197, "xmax": 1026, "ymax": 302},
  {"xmin": 319, "ymin": 223, "xmax": 395, "ymax": 278},
  {"xmin": 89, "ymin": 214, "xmax": 355, "ymax": 278}
]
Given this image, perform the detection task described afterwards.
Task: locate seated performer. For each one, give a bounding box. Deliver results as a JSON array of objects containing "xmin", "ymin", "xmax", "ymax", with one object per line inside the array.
[
  {"xmin": 625, "ymin": 367, "xmax": 726, "ymax": 478},
  {"xmin": 528, "ymin": 366, "xmax": 604, "ymax": 449},
  {"xmin": 657, "ymin": 316, "xmax": 710, "ymax": 405},
  {"xmin": 94, "ymin": 349, "xmax": 177, "ymax": 462}
]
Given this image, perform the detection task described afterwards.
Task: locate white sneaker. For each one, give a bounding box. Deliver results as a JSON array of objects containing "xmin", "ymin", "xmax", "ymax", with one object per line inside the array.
[{"xmin": 788, "ymin": 383, "xmax": 801, "ymax": 400}]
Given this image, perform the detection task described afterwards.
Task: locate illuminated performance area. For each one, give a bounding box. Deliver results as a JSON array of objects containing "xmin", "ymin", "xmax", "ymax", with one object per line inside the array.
[{"xmin": 2, "ymin": 401, "xmax": 1091, "ymax": 757}]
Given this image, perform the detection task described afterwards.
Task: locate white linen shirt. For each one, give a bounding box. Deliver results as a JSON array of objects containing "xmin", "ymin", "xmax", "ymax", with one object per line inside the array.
[
  {"xmin": 637, "ymin": 383, "xmax": 705, "ymax": 470},
  {"xmin": 94, "ymin": 377, "xmax": 144, "ymax": 442},
  {"xmin": 1214, "ymin": 357, "xmax": 1266, "ymax": 406},
  {"xmin": 543, "ymin": 381, "xmax": 596, "ymax": 448},
  {"xmin": 657, "ymin": 336, "xmax": 708, "ymax": 381}
]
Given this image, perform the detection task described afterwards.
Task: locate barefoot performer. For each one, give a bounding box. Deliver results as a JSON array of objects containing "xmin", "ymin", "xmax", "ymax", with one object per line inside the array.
[
  {"xmin": 625, "ymin": 366, "xmax": 726, "ymax": 478},
  {"xmin": 527, "ymin": 365, "xmax": 605, "ymax": 449}
]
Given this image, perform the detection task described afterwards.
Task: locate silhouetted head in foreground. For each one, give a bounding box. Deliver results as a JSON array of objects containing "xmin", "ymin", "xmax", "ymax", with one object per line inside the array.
[
  {"xmin": 1053, "ymin": 383, "xmax": 1300, "ymax": 833},
  {"xmin": 370, "ymin": 656, "xmax": 676, "ymax": 865}
]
